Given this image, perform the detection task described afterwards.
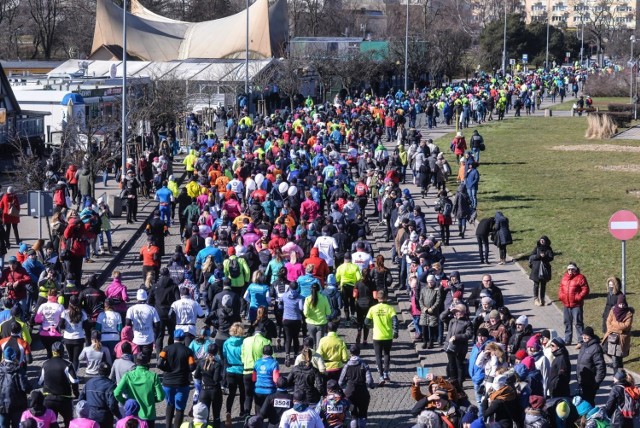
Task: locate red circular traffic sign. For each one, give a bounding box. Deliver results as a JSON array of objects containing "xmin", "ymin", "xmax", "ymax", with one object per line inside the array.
[{"xmin": 609, "ymin": 210, "xmax": 639, "ymax": 241}]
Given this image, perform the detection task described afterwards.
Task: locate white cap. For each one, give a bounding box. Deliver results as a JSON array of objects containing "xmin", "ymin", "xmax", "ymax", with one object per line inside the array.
[
  {"xmin": 205, "ymin": 237, "xmax": 214, "ymax": 247},
  {"xmin": 136, "ymin": 289, "xmax": 148, "ymax": 301}
]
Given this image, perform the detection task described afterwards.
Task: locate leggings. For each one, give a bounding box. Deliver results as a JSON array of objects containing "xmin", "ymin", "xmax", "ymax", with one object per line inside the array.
[
  {"xmin": 243, "ymin": 374, "xmax": 255, "ymax": 414},
  {"xmin": 342, "ymin": 285, "xmax": 355, "ymax": 318},
  {"xmin": 355, "ymin": 306, "xmax": 370, "ymax": 341},
  {"xmin": 373, "ymin": 339, "xmax": 392, "ymax": 376},
  {"xmin": 307, "ymin": 324, "xmax": 327, "ymax": 349},
  {"xmin": 64, "ymin": 338, "xmax": 84, "ymax": 373},
  {"xmin": 40, "ymin": 335, "xmax": 61, "ymax": 359},
  {"xmin": 347, "ymin": 390, "xmax": 371, "ymax": 419},
  {"xmin": 225, "ymin": 372, "xmax": 245, "ymax": 414},
  {"xmin": 533, "ymin": 281, "xmax": 546, "ymax": 301},
  {"xmin": 199, "ymin": 388, "xmax": 223, "ymax": 423},
  {"xmin": 43, "ymin": 395, "xmax": 73, "ymax": 428},
  {"xmin": 283, "ymin": 319, "xmax": 302, "ymax": 357},
  {"xmin": 498, "ymin": 244, "xmax": 507, "ymax": 261}
]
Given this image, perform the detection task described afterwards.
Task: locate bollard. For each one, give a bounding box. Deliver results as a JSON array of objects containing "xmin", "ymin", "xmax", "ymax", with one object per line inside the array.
[{"xmin": 544, "ymin": 109, "xmax": 552, "ymax": 117}]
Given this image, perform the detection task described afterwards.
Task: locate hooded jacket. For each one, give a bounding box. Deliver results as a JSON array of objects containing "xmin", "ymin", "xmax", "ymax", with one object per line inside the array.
[
  {"xmin": 528, "ymin": 236, "xmax": 554, "ymax": 283},
  {"xmin": 485, "ymin": 385, "xmax": 523, "ymax": 428},
  {"xmin": 105, "ymin": 278, "xmax": 129, "ymax": 314},
  {"xmin": 148, "ymin": 276, "xmax": 180, "ymax": 319},
  {"xmin": 114, "ymin": 326, "xmax": 139, "ymax": 358},
  {"xmin": 287, "ymin": 362, "xmax": 325, "ymax": 404},
  {"xmin": 547, "ymin": 345, "xmax": 571, "ymax": 398},
  {"xmin": 468, "ymin": 337, "xmax": 494, "ymax": 385},
  {"xmin": 282, "ymin": 289, "xmax": 304, "ymax": 321},
  {"xmin": 303, "ymin": 248, "xmax": 330, "ymax": 286},
  {"xmin": 576, "ymin": 337, "xmax": 606, "ymax": 387}
]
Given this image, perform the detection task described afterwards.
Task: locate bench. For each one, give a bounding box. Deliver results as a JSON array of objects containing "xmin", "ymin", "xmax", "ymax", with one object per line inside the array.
[{"xmin": 571, "ymin": 107, "xmax": 597, "ymax": 116}]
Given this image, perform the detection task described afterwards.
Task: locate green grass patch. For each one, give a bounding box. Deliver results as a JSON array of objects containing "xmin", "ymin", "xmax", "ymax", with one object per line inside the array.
[
  {"xmin": 435, "ymin": 116, "xmax": 640, "ymax": 371},
  {"xmin": 550, "ymin": 96, "xmax": 630, "ymax": 111}
]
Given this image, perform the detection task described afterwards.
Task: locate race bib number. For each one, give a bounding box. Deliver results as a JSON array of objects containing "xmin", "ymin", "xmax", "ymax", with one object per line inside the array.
[
  {"xmin": 327, "ymin": 404, "xmax": 344, "ymax": 414},
  {"xmin": 274, "ymin": 398, "xmax": 291, "ymax": 408}
]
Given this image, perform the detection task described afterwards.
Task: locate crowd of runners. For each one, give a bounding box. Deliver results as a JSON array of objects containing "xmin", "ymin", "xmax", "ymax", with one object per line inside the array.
[{"xmin": 0, "ymin": 65, "xmax": 635, "ymax": 428}]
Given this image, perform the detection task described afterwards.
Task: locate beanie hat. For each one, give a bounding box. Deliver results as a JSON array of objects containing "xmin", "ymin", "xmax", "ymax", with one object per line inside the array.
[
  {"xmin": 426, "ymin": 274, "xmax": 435, "ymax": 283},
  {"xmin": 515, "ymin": 315, "xmax": 528, "ymax": 326},
  {"xmin": 526, "ymin": 335, "xmax": 541, "ymax": 350},
  {"xmin": 453, "ymin": 291, "xmax": 462, "ymax": 299},
  {"xmin": 492, "ymin": 374, "xmax": 507, "ymax": 391},
  {"xmin": 228, "ymin": 247, "xmax": 236, "ymax": 256},
  {"xmin": 583, "ymin": 326, "xmax": 595, "ymax": 338},
  {"xmin": 551, "ymin": 337, "xmax": 565, "ymax": 348},
  {"xmin": 477, "ymin": 328, "xmax": 490, "ymax": 338},
  {"xmin": 572, "ymin": 396, "xmax": 594, "ymax": 417},
  {"xmin": 521, "ymin": 356, "xmax": 535, "ymax": 370},
  {"xmin": 192, "ymin": 402, "xmax": 209, "ymax": 422},
  {"xmin": 461, "ymin": 406, "xmax": 478, "ymax": 424},
  {"xmin": 449, "ymin": 270, "xmax": 460, "ymax": 280},
  {"xmin": 529, "ymin": 395, "xmax": 545, "ymax": 410},
  {"xmin": 556, "ymin": 400, "xmax": 571, "ymax": 420},
  {"xmin": 514, "ymin": 363, "xmax": 528, "ymax": 380},
  {"xmin": 614, "ymin": 369, "xmax": 627, "ymax": 382},
  {"xmin": 326, "ymin": 274, "xmax": 337, "ymax": 286},
  {"xmin": 540, "ymin": 329, "xmax": 551, "ymax": 340},
  {"xmin": 489, "ymin": 310, "xmax": 500, "ymax": 319},
  {"xmin": 124, "ymin": 399, "xmax": 140, "ymax": 417},
  {"xmin": 514, "ymin": 350, "xmax": 527, "ymax": 361}
]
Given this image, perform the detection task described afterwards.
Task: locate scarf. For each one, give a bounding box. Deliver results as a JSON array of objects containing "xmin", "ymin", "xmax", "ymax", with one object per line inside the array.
[{"xmin": 613, "ymin": 294, "xmax": 631, "ymax": 322}]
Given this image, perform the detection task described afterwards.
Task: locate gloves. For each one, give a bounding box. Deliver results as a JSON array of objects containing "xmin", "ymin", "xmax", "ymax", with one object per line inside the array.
[{"xmin": 393, "ymin": 331, "xmax": 399, "ymax": 339}]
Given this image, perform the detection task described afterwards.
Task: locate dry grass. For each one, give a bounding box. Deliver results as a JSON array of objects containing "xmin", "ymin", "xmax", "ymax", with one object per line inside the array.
[
  {"xmin": 551, "ymin": 144, "xmax": 640, "ymax": 152},
  {"xmin": 596, "ymin": 165, "xmax": 640, "ymax": 172},
  {"xmin": 585, "ymin": 114, "xmax": 617, "ymax": 139}
]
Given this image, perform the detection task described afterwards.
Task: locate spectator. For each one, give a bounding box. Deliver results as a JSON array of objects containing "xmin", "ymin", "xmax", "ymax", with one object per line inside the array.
[
  {"xmin": 528, "ymin": 236, "xmax": 554, "ymax": 307},
  {"xmin": 602, "ymin": 294, "xmax": 634, "ymax": 373},
  {"xmin": 602, "ymin": 276, "xmax": 623, "ymax": 333},
  {"xmin": 576, "ymin": 326, "xmax": 605, "ymax": 406},
  {"xmin": 547, "ymin": 338, "xmax": 571, "ymax": 398},
  {"xmin": 558, "ymin": 262, "xmax": 589, "ymax": 346}
]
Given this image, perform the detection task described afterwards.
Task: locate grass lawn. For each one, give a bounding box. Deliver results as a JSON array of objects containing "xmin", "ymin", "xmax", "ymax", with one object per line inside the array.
[
  {"xmin": 550, "ymin": 96, "xmax": 630, "ymax": 111},
  {"xmin": 434, "ymin": 116, "xmax": 640, "ymax": 371}
]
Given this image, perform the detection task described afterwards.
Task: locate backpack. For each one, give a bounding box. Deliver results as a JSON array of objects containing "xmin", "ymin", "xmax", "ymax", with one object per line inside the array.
[
  {"xmin": 442, "ymin": 199, "xmax": 453, "ymax": 217},
  {"xmin": 228, "ymin": 257, "xmax": 241, "ymax": 279},
  {"xmin": 202, "ymin": 255, "xmax": 215, "ymax": 275},
  {"xmin": 620, "ymin": 385, "xmax": 640, "ymax": 418},
  {"xmin": 323, "ymin": 288, "xmax": 341, "ymax": 321}
]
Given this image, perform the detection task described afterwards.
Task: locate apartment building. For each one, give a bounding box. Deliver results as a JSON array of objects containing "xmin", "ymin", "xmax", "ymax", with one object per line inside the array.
[{"xmin": 523, "ymin": 0, "xmax": 637, "ymax": 29}]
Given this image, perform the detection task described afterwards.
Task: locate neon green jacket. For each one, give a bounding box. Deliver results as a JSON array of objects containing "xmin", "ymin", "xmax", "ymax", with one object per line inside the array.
[
  {"xmin": 241, "ymin": 333, "xmax": 270, "ymax": 374},
  {"xmin": 317, "ymin": 331, "xmax": 348, "ymax": 371},
  {"xmin": 303, "ymin": 294, "xmax": 331, "ymax": 326},
  {"xmin": 335, "ymin": 262, "xmax": 362, "ymax": 287}
]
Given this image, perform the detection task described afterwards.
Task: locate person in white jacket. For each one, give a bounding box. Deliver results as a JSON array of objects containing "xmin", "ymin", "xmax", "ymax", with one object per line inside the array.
[{"xmin": 279, "ymin": 391, "xmax": 324, "ymax": 428}]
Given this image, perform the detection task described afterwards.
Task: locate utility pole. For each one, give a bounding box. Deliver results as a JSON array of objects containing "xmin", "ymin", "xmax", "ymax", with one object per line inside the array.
[
  {"xmin": 121, "ymin": 0, "xmax": 127, "ymax": 178},
  {"xmin": 545, "ymin": 0, "xmax": 550, "ymax": 70},
  {"xmin": 404, "ymin": 0, "xmax": 409, "ymax": 93},
  {"xmin": 501, "ymin": 0, "xmax": 507, "ymax": 74}
]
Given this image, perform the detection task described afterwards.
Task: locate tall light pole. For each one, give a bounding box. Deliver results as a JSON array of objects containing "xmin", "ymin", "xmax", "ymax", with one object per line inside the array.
[
  {"xmin": 630, "ymin": 35, "xmax": 636, "ymax": 104},
  {"xmin": 245, "ymin": 0, "xmax": 250, "ymax": 97},
  {"xmin": 501, "ymin": 0, "xmax": 507, "ymax": 74},
  {"xmin": 545, "ymin": 0, "xmax": 550, "ymax": 69},
  {"xmin": 404, "ymin": 0, "xmax": 409, "ymax": 93},
  {"xmin": 580, "ymin": 18, "xmax": 584, "ymax": 67},
  {"xmin": 121, "ymin": 0, "xmax": 127, "ymax": 178}
]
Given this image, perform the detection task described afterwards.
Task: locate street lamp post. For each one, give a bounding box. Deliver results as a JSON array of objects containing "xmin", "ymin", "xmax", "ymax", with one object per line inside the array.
[
  {"xmin": 501, "ymin": 0, "xmax": 507, "ymax": 74},
  {"xmin": 245, "ymin": 0, "xmax": 250, "ymax": 97},
  {"xmin": 121, "ymin": 0, "xmax": 127, "ymax": 178},
  {"xmin": 404, "ymin": 0, "xmax": 409, "ymax": 93},
  {"xmin": 580, "ymin": 18, "xmax": 584, "ymax": 67},
  {"xmin": 545, "ymin": 0, "xmax": 550, "ymax": 70},
  {"xmin": 630, "ymin": 35, "xmax": 636, "ymax": 105}
]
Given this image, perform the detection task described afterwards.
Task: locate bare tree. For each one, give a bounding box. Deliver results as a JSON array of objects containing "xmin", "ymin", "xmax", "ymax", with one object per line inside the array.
[{"xmin": 27, "ymin": 0, "xmax": 62, "ymax": 59}]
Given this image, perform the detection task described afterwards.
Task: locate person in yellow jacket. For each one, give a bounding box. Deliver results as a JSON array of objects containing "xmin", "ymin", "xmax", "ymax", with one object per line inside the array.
[
  {"xmin": 167, "ymin": 175, "xmax": 179, "ymax": 221},
  {"xmin": 365, "ymin": 290, "xmax": 398, "ymax": 386},
  {"xmin": 185, "ymin": 177, "xmax": 202, "ymax": 199},
  {"xmin": 240, "ymin": 329, "xmax": 270, "ymax": 415},
  {"xmin": 317, "ymin": 322, "xmax": 348, "ymax": 381},
  {"xmin": 303, "ymin": 283, "xmax": 331, "ymax": 351},
  {"xmin": 335, "ymin": 252, "xmax": 361, "ymax": 325},
  {"xmin": 183, "ymin": 150, "xmax": 197, "ymax": 179}
]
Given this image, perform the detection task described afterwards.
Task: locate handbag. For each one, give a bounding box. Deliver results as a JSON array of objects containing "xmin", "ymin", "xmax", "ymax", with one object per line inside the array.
[
  {"xmin": 538, "ymin": 262, "xmax": 550, "ymax": 280},
  {"xmin": 8, "ymin": 205, "xmax": 19, "ymax": 217},
  {"xmin": 608, "ymin": 332, "xmax": 620, "ymax": 344}
]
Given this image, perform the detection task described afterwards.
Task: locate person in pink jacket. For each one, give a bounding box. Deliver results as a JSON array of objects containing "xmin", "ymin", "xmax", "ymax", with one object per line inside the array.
[
  {"xmin": 69, "ymin": 401, "xmax": 99, "ymax": 428},
  {"xmin": 114, "ymin": 325, "xmax": 139, "ymax": 358},
  {"xmin": 104, "ymin": 271, "xmax": 129, "ymax": 319}
]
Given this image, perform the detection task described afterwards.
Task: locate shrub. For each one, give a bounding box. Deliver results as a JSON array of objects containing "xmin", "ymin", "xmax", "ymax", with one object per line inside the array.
[
  {"xmin": 608, "ymin": 103, "xmax": 634, "ymax": 112},
  {"xmin": 583, "ymin": 73, "xmax": 631, "ymax": 97}
]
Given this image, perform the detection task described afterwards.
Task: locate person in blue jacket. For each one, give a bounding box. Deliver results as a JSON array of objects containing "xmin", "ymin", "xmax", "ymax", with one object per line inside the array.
[
  {"xmin": 155, "ymin": 182, "xmax": 175, "ymax": 226},
  {"xmin": 297, "ymin": 266, "xmax": 320, "ymax": 300},
  {"xmin": 465, "ymin": 162, "xmax": 480, "ymax": 210},
  {"xmin": 222, "ymin": 322, "xmax": 246, "ymax": 422},
  {"xmin": 468, "ymin": 327, "xmax": 493, "ymax": 414},
  {"xmin": 252, "ymin": 345, "xmax": 280, "ymax": 412},
  {"xmin": 244, "ymin": 272, "xmax": 270, "ymax": 322}
]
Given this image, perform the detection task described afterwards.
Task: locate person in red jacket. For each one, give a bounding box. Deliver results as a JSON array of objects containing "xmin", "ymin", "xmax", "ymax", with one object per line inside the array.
[
  {"xmin": 0, "ymin": 256, "xmax": 31, "ymax": 314},
  {"xmin": 65, "ymin": 164, "xmax": 79, "ymax": 204},
  {"xmin": 302, "ymin": 247, "xmax": 330, "ymax": 287},
  {"xmin": 63, "ymin": 216, "xmax": 89, "ymax": 283},
  {"xmin": 558, "ymin": 262, "xmax": 589, "ymax": 347}
]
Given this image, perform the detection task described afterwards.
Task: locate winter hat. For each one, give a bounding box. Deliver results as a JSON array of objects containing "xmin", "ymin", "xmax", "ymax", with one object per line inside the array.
[
  {"xmin": 492, "ymin": 374, "xmax": 507, "ymax": 391},
  {"xmin": 526, "ymin": 335, "xmax": 540, "ymax": 350},
  {"xmin": 583, "ymin": 326, "xmax": 595, "ymax": 338},
  {"xmin": 327, "ymin": 274, "xmax": 337, "ymax": 286},
  {"xmin": 410, "ymin": 231, "xmax": 419, "ymax": 241},
  {"xmin": 489, "ymin": 310, "xmax": 500, "ymax": 319},
  {"xmin": 205, "ymin": 237, "xmax": 214, "ymax": 247},
  {"xmin": 521, "ymin": 356, "xmax": 535, "ymax": 370},
  {"xmin": 514, "ymin": 350, "xmax": 527, "ymax": 361},
  {"xmin": 449, "ymin": 271, "xmax": 460, "ymax": 280},
  {"xmin": 461, "ymin": 406, "xmax": 478, "ymax": 424},
  {"xmin": 529, "ymin": 395, "xmax": 545, "ymax": 410},
  {"xmin": 136, "ymin": 289, "xmax": 148, "ymax": 302},
  {"xmin": 477, "ymin": 328, "xmax": 490, "ymax": 338},
  {"xmin": 246, "ymin": 416, "xmax": 265, "ymax": 428},
  {"xmin": 29, "ymin": 390, "xmax": 45, "ymax": 411},
  {"xmin": 453, "ymin": 291, "xmax": 462, "ymax": 299},
  {"xmin": 540, "ymin": 329, "xmax": 551, "ymax": 340},
  {"xmin": 573, "ymin": 396, "xmax": 594, "ymax": 417},
  {"xmin": 514, "ymin": 363, "xmax": 528, "ymax": 380},
  {"xmin": 227, "ymin": 247, "xmax": 236, "ymax": 256},
  {"xmin": 614, "ymin": 369, "xmax": 628, "ymax": 382},
  {"xmin": 174, "ymin": 329, "xmax": 185, "ymax": 340},
  {"xmin": 515, "ymin": 315, "xmax": 528, "ymax": 326},
  {"xmin": 551, "ymin": 337, "xmax": 565, "ymax": 348},
  {"xmin": 417, "ymin": 411, "xmax": 440, "ymax": 428},
  {"xmin": 124, "ymin": 399, "xmax": 140, "ymax": 417},
  {"xmin": 192, "ymin": 402, "xmax": 209, "ymax": 423},
  {"xmin": 426, "ymin": 274, "xmax": 436, "ymax": 283},
  {"xmin": 556, "ymin": 400, "xmax": 571, "ymax": 420},
  {"xmin": 566, "ymin": 263, "xmax": 578, "ymax": 270}
]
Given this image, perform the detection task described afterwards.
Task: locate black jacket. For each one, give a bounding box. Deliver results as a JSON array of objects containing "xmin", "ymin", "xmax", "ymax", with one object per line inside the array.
[
  {"xmin": 475, "ymin": 217, "xmax": 495, "ymax": 238},
  {"xmin": 528, "ymin": 236, "xmax": 554, "ymax": 283},
  {"xmin": 0, "ymin": 361, "xmax": 30, "ymax": 413},
  {"xmin": 508, "ymin": 324, "xmax": 533, "ymax": 356},
  {"xmin": 443, "ymin": 317, "xmax": 473, "ymax": 354},
  {"xmin": 260, "ymin": 390, "xmax": 293, "ymax": 425},
  {"xmin": 79, "ymin": 287, "xmax": 106, "ymax": 321},
  {"xmin": 287, "ymin": 362, "xmax": 325, "ymax": 404},
  {"xmin": 193, "ymin": 358, "xmax": 223, "ymax": 389},
  {"xmin": 483, "ymin": 386, "xmax": 524, "ymax": 428},
  {"xmin": 40, "ymin": 357, "xmax": 79, "ymax": 397},
  {"xmin": 469, "ymin": 283, "xmax": 504, "ymax": 310},
  {"xmin": 79, "ymin": 375, "xmax": 121, "ymax": 424},
  {"xmin": 576, "ymin": 337, "xmax": 606, "ymax": 387},
  {"xmin": 158, "ymin": 342, "xmax": 196, "ymax": 387},
  {"xmin": 148, "ymin": 276, "xmax": 180, "ymax": 319},
  {"xmin": 207, "ymin": 287, "xmax": 242, "ymax": 333},
  {"xmin": 548, "ymin": 346, "xmax": 571, "ymax": 398}
]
